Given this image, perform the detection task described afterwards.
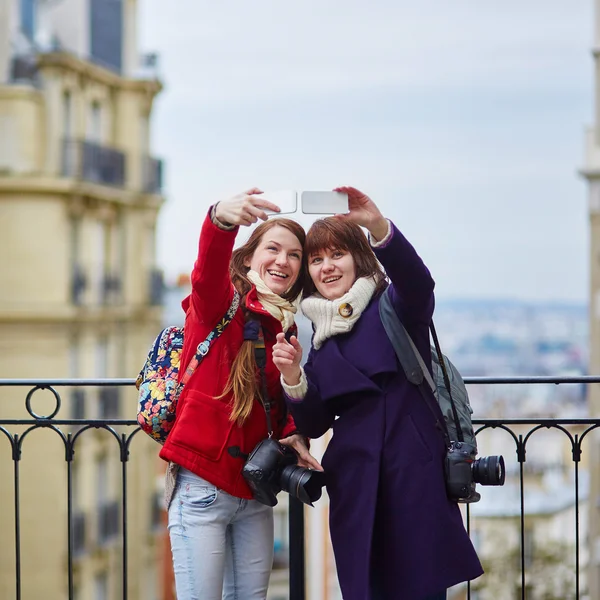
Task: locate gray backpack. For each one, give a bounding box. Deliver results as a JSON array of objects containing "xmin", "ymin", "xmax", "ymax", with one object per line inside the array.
[{"xmin": 379, "ymin": 287, "xmax": 477, "ymax": 451}]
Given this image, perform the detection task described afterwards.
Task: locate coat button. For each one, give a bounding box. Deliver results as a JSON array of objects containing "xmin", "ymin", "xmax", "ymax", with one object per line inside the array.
[{"xmin": 338, "ymin": 303, "xmax": 353, "ymax": 318}]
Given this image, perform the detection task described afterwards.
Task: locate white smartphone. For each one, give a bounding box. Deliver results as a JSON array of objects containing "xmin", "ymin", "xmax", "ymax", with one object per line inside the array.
[
  {"xmin": 301, "ymin": 191, "xmax": 349, "ymax": 214},
  {"xmin": 260, "ymin": 190, "xmax": 298, "ymax": 215}
]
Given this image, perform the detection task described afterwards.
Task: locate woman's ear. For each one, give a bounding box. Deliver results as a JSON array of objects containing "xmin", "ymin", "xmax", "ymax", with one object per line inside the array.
[{"xmin": 243, "ymin": 256, "xmax": 251, "ymax": 268}]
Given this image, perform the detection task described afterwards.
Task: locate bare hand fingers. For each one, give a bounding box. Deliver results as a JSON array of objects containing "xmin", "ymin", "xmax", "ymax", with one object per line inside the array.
[
  {"xmin": 296, "ymin": 447, "xmax": 324, "ymax": 471},
  {"xmin": 273, "ymin": 357, "xmax": 295, "ymax": 367},
  {"xmin": 245, "ymin": 203, "xmax": 271, "ymax": 222},
  {"xmin": 247, "ymin": 194, "xmax": 281, "ymax": 215},
  {"xmin": 289, "ymin": 336, "xmax": 302, "ymax": 351},
  {"xmin": 273, "ymin": 347, "xmax": 296, "ymax": 362}
]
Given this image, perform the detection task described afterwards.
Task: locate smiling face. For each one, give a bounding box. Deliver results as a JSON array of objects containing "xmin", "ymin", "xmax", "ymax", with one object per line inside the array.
[
  {"xmin": 308, "ymin": 247, "xmax": 357, "ymax": 300},
  {"xmin": 244, "ymin": 225, "xmax": 303, "ymax": 295}
]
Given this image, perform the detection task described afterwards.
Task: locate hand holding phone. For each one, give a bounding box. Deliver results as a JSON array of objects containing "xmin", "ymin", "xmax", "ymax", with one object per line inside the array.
[
  {"xmin": 334, "ymin": 186, "xmax": 387, "ymax": 240},
  {"xmin": 261, "ymin": 191, "xmax": 298, "ymax": 215}
]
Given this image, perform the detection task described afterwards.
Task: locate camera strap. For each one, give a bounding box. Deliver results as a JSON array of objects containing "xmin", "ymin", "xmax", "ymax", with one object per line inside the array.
[
  {"xmin": 429, "ymin": 321, "xmax": 465, "ymax": 443},
  {"xmin": 378, "ymin": 287, "xmax": 452, "ymax": 449},
  {"xmin": 252, "ymin": 324, "xmax": 274, "ymax": 438}
]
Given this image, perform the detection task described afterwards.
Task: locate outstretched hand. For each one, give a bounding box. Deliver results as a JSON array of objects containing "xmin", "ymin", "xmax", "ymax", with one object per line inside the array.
[
  {"xmin": 334, "ymin": 186, "xmax": 388, "ymax": 241},
  {"xmin": 214, "ymin": 188, "xmax": 281, "ymax": 227},
  {"xmin": 272, "ymin": 332, "xmax": 303, "ymax": 386}
]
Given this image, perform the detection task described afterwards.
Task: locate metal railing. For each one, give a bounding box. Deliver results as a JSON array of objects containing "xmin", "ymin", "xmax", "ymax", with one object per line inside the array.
[
  {"xmin": 62, "ymin": 139, "xmax": 126, "ymax": 187},
  {"xmin": 0, "ymin": 376, "xmax": 598, "ymax": 600}
]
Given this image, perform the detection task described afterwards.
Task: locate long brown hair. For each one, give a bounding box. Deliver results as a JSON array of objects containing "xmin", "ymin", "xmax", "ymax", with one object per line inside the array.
[
  {"xmin": 224, "ymin": 218, "xmax": 306, "ymax": 425},
  {"xmin": 303, "ymin": 217, "xmax": 387, "ymax": 298}
]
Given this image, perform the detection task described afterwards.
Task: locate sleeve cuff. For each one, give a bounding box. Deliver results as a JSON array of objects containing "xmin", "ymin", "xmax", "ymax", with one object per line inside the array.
[
  {"xmin": 210, "ymin": 203, "xmax": 237, "ymax": 231},
  {"xmin": 281, "ymin": 368, "xmax": 308, "ymax": 400},
  {"xmin": 369, "ymin": 219, "xmax": 393, "ymax": 248}
]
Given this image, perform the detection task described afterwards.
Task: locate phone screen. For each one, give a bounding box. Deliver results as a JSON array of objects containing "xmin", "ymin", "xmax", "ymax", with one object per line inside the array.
[
  {"xmin": 301, "ymin": 191, "xmax": 349, "ymax": 214},
  {"xmin": 261, "ymin": 191, "xmax": 298, "ymax": 215}
]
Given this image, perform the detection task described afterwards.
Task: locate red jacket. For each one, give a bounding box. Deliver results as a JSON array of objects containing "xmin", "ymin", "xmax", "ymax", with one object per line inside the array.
[{"xmin": 159, "ymin": 211, "xmax": 298, "ymax": 498}]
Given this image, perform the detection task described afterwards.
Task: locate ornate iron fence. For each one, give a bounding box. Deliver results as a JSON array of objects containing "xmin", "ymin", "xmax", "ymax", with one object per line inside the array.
[{"xmin": 0, "ymin": 376, "xmax": 598, "ymax": 600}]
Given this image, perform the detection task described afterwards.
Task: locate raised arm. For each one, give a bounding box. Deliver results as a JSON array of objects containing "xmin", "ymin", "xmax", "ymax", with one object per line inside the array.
[
  {"xmin": 188, "ymin": 188, "xmax": 282, "ymax": 323},
  {"xmin": 334, "ymin": 186, "xmax": 434, "ymax": 324},
  {"xmin": 189, "ymin": 209, "xmax": 238, "ymax": 323},
  {"xmin": 371, "ymin": 221, "xmax": 435, "ymax": 324}
]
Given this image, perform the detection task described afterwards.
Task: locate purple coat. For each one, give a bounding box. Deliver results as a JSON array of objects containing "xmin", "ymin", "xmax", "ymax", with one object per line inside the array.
[{"xmin": 288, "ymin": 223, "xmax": 483, "ymax": 600}]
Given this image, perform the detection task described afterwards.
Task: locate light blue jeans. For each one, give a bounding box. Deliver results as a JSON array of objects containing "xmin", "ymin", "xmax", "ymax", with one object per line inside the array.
[{"xmin": 168, "ymin": 468, "xmax": 274, "ymax": 600}]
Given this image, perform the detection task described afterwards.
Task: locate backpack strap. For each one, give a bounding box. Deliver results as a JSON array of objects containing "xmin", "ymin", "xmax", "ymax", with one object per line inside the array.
[
  {"xmin": 378, "ymin": 287, "xmax": 451, "ymax": 449},
  {"xmin": 176, "ymin": 290, "xmax": 241, "ymax": 398},
  {"xmin": 244, "ymin": 321, "xmax": 274, "ymax": 437},
  {"xmin": 429, "ymin": 321, "xmax": 465, "ymax": 442}
]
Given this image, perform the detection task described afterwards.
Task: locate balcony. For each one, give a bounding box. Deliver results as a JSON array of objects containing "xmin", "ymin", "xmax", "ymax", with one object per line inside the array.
[
  {"xmin": 62, "ymin": 139, "xmax": 126, "ymax": 188},
  {"xmin": 142, "ymin": 155, "xmax": 164, "ymax": 194},
  {"xmin": 0, "ymin": 376, "xmax": 598, "ymax": 600}
]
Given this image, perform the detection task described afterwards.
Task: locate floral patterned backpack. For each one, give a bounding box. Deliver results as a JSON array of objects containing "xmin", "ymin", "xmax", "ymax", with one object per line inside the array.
[{"xmin": 136, "ymin": 291, "xmax": 240, "ymax": 444}]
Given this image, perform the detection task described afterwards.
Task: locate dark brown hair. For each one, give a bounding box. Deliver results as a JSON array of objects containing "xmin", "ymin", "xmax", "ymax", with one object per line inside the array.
[
  {"xmin": 303, "ymin": 216, "xmax": 387, "ymax": 298},
  {"xmin": 224, "ymin": 218, "xmax": 307, "ymax": 424}
]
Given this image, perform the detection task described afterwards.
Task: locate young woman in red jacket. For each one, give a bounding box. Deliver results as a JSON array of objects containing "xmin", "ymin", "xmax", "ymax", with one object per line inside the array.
[{"xmin": 160, "ymin": 188, "xmax": 321, "ymax": 600}]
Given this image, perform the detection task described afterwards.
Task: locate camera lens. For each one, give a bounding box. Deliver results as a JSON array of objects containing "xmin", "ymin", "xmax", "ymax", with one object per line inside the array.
[
  {"xmin": 280, "ymin": 465, "xmax": 326, "ymax": 506},
  {"xmin": 472, "ymin": 455, "xmax": 505, "ymax": 486}
]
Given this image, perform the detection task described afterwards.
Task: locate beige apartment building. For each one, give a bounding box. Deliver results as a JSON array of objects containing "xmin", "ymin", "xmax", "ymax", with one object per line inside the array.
[{"xmin": 0, "ymin": 0, "xmax": 167, "ymax": 598}]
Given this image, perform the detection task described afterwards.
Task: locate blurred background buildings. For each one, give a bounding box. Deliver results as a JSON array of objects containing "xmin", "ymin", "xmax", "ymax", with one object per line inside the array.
[{"xmin": 0, "ymin": 0, "xmax": 166, "ymax": 598}]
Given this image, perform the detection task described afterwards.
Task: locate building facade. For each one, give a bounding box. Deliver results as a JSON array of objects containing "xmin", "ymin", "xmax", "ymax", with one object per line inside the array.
[
  {"xmin": 582, "ymin": 1, "xmax": 600, "ymax": 598},
  {"xmin": 0, "ymin": 0, "xmax": 166, "ymax": 598}
]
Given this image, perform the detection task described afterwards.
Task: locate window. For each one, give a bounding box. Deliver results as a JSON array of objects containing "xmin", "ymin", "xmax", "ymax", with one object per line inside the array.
[
  {"xmin": 20, "ymin": 0, "xmax": 36, "ymax": 40},
  {"xmin": 63, "ymin": 91, "xmax": 72, "ymax": 139},
  {"xmin": 72, "ymin": 467, "xmax": 86, "ymax": 555},
  {"xmin": 93, "ymin": 220, "xmax": 108, "ymax": 305},
  {"xmin": 70, "ymin": 335, "xmax": 85, "ymax": 421},
  {"xmin": 90, "ymin": 0, "xmax": 123, "ymax": 73},
  {"xmin": 88, "ymin": 102, "xmax": 102, "ymax": 143},
  {"xmin": 70, "ymin": 218, "xmax": 87, "ymax": 305}
]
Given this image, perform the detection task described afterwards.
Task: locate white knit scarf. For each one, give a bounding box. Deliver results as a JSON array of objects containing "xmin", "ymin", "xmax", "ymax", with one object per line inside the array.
[
  {"xmin": 301, "ymin": 277, "xmax": 378, "ymax": 349},
  {"xmin": 247, "ymin": 270, "xmax": 298, "ymax": 332}
]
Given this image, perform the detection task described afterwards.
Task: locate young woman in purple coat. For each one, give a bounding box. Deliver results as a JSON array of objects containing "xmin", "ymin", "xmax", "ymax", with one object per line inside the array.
[{"xmin": 272, "ymin": 187, "xmax": 483, "ymax": 600}]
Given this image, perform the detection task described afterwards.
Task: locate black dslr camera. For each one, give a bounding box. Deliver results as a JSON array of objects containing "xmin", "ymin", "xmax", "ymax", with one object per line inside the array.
[
  {"xmin": 445, "ymin": 441, "xmax": 505, "ymax": 503},
  {"xmin": 242, "ymin": 438, "xmax": 326, "ymax": 507}
]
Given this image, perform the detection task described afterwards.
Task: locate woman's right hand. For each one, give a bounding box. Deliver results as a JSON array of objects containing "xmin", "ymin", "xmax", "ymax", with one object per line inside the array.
[
  {"xmin": 214, "ymin": 188, "xmax": 281, "ymax": 227},
  {"xmin": 273, "ymin": 332, "xmax": 303, "ymax": 386}
]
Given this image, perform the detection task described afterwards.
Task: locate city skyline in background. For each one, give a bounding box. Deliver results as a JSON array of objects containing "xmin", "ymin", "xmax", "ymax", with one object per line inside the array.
[{"xmin": 139, "ymin": 0, "xmax": 593, "ymax": 304}]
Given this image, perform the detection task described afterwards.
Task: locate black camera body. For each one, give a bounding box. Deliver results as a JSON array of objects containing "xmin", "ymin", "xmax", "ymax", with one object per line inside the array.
[
  {"xmin": 444, "ymin": 441, "xmax": 505, "ymax": 503},
  {"xmin": 242, "ymin": 438, "xmax": 325, "ymax": 507}
]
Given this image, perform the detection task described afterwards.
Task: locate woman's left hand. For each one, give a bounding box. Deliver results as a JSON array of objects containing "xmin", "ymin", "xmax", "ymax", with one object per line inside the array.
[
  {"xmin": 279, "ymin": 433, "xmax": 323, "ymax": 471},
  {"xmin": 334, "ymin": 186, "xmax": 388, "ymax": 242}
]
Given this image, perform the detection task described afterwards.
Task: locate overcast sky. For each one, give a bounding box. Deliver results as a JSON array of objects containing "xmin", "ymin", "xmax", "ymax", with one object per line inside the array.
[{"xmin": 139, "ymin": 1, "xmax": 594, "ymax": 303}]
